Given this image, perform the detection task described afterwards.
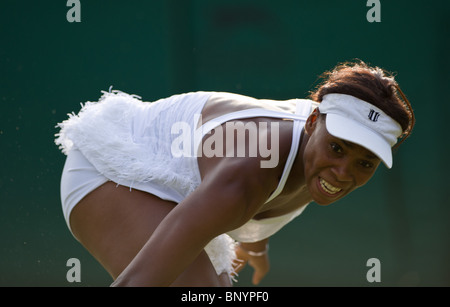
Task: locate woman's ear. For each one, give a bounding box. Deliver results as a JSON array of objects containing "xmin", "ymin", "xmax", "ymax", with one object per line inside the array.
[{"xmin": 304, "ymin": 108, "xmax": 320, "ymax": 135}]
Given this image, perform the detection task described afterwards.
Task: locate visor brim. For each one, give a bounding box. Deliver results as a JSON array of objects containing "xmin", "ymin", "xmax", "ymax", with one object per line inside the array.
[{"xmin": 325, "ymin": 114, "xmax": 393, "ymax": 168}]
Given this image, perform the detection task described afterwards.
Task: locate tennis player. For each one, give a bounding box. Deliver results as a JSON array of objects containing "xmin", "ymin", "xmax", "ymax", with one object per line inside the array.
[{"xmin": 55, "ymin": 60, "xmax": 415, "ymax": 286}]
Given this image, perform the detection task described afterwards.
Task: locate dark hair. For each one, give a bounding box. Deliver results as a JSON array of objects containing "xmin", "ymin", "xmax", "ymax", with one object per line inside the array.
[{"xmin": 310, "ymin": 60, "xmax": 415, "ymax": 149}]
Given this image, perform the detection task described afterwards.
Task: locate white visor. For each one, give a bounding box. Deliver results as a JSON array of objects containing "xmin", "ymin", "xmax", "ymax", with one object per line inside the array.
[{"xmin": 319, "ymin": 94, "xmax": 403, "ymax": 168}]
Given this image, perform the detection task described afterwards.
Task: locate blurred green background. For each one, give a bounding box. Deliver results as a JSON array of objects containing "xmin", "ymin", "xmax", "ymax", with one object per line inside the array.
[{"xmin": 1, "ymin": 0, "xmax": 449, "ymax": 287}]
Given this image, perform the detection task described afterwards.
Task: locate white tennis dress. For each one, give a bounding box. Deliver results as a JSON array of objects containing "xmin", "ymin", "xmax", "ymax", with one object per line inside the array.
[{"xmin": 55, "ymin": 90, "xmax": 316, "ymax": 279}]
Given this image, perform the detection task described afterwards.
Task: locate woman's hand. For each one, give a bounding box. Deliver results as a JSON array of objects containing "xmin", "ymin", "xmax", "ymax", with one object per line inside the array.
[{"xmin": 233, "ymin": 241, "xmax": 270, "ymax": 285}]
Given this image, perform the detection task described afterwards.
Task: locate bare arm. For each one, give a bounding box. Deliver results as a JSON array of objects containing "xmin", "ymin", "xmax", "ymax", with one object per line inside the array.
[{"xmin": 111, "ymin": 158, "xmax": 273, "ymax": 286}]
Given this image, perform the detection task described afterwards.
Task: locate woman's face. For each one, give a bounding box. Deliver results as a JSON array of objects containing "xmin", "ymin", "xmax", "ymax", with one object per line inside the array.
[{"xmin": 303, "ymin": 112, "xmax": 381, "ymax": 205}]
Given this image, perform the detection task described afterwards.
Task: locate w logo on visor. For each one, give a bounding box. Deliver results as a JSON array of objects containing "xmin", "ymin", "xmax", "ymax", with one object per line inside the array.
[{"xmin": 368, "ymin": 109, "xmax": 380, "ymax": 122}]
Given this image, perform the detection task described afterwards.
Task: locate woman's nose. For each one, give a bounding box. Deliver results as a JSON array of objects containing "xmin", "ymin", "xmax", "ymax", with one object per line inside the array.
[{"xmin": 331, "ymin": 161, "xmax": 353, "ymax": 182}]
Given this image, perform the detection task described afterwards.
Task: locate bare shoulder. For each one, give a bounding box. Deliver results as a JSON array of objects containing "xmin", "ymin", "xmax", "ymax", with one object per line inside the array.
[{"xmin": 202, "ymin": 92, "xmax": 304, "ymax": 123}]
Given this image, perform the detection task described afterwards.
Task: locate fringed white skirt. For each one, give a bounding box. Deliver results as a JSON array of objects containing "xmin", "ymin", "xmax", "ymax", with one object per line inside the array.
[{"xmin": 56, "ymin": 90, "xmax": 237, "ymax": 281}]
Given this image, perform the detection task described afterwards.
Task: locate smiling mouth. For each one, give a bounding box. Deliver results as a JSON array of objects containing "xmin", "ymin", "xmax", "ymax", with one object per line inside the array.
[{"xmin": 319, "ymin": 177, "xmax": 342, "ymax": 195}]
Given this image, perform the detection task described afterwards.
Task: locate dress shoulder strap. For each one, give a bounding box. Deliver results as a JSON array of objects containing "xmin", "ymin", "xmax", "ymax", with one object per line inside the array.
[{"xmin": 264, "ymin": 100, "xmax": 311, "ymax": 203}]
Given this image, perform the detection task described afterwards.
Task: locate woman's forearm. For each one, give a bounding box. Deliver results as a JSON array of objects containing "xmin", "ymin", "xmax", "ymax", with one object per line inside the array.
[{"xmin": 111, "ymin": 162, "xmax": 268, "ymax": 286}]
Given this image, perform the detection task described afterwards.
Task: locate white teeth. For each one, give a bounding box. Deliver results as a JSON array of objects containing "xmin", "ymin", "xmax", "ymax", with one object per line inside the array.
[{"xmin": 319, "ymin": 178, "xmax": 342, "ymax": 194}]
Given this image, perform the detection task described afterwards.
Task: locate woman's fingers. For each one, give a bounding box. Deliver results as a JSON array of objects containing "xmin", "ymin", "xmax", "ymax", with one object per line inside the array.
[
  {"xmin": 248, "ymin": 254, "xmax": 270, "ymax": 285},
  {"xmin": 233, "ymin": 245, "xmax": 249, "ymax": 274},
  {"xmin": 234, "ymin": 244, "xmax": 270, "ymax": 285}
]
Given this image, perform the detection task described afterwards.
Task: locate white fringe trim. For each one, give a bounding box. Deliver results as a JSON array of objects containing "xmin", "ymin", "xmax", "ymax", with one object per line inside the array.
[
  {"xmin": 54, "ymin": 89, "xmax": 198, "ymax": 198},
  {"xmin": 204, "ymin": 234, "xmax": 239, "ymax": 283}
]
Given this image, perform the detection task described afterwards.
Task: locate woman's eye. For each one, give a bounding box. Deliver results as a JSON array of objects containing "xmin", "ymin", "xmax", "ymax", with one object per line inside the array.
[
  {"xmin": 360, "ymin": 160, "xmax": 374, "ymax": 169},
  {"xmin": 330, "ymin": 142, "xmax": 343, "ymax": 153}
]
